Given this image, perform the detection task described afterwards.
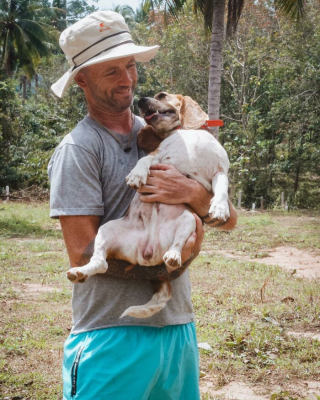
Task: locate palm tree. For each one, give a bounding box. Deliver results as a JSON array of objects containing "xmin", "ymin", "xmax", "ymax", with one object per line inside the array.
[
  {"xmin": 134, "ymin": 0, "xmax": 155, "ymax": 23},
  {"xmin": 158, "ymin": 0, "xmax": 306, "ymax": 138},
  {"xmin": 113, "ymin": 1, "xmax": 155, "ymax": 26},
  {"xmin": 0, "ymin": 0, "xmax": 57, "ymax": 79}
]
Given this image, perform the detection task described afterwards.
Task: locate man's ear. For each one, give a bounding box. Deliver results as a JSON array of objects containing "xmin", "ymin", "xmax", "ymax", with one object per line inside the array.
[
  {"xmin": 74, "ymin": 71, "xmax": 87, "ymax": 89},
  {"xmin": 137, "ymin": 125, "xmax": 163, "ymax": 153},
  {"xmin": 179, "ymin": 96, "xmax": 208, "ymax": 130}
]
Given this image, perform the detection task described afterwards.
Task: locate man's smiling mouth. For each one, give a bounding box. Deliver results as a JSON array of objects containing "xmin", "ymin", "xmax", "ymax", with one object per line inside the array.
[{"xmin": 115, "ymin": 88, "xmax": 132, "ymax": 94}]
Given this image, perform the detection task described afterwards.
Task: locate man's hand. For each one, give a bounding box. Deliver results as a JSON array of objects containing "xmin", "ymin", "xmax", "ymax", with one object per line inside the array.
[
  {"xmin": 138, "ymin": 163, "xmax": 237, "ymax": 231},
  {"xmin": 138, "ymin": 163, "xmax": 214, "ymax": 219},
  {"xmin": 137, "ymin": 163, "xmax": 192, "ymax": 204}
]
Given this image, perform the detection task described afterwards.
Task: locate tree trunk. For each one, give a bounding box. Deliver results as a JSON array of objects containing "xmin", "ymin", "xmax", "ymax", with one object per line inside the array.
[
  {"xmin": 294, "ymin": 136, "xmax": 304, "ymax": 193},
  {"xmin": 294, "ymin": 162, "xmax": 300, "ymax": 193},
  {"xmin": 21, "ymin": 75, "xmax": 27, "ymax": 105},
  {"xmin": 208, "ymin": 0, "xmax": 226, "ymax": 140},
  {"xmin": 35, "ymin": 73, "xmax": 38, "ymax": 100}
]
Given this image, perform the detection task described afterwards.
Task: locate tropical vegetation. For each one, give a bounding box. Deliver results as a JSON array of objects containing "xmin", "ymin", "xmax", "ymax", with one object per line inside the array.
[{"xmin": 0, "ymin": 0, "xmax": 319, "ymax": 209}]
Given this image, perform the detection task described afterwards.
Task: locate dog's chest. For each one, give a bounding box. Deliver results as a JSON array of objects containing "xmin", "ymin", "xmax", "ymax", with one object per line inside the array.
[{"xmin": 157, "ymin": 130, "xmax": 228, "ymax": 191}]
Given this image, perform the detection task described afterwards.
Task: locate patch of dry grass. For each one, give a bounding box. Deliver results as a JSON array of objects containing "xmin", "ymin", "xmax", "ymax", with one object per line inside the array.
[{"xmin": 0, "ymin": 203, "xmax": 319, "ymax": 399}]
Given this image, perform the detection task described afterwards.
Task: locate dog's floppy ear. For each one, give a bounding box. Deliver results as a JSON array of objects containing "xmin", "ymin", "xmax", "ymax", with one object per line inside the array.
[
  {"xmin": 179, "ymin": 96, "xmax": 208, "ymax": 130},
  {"xmin": 137, "ymin": 125, "xmax": 163, "ymax": 153}
]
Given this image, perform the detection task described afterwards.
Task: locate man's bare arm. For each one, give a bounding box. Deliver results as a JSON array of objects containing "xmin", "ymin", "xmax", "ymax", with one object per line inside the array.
[{"xmin": 60, "ymin": 215, "xmax": 100, "ymax": 267}]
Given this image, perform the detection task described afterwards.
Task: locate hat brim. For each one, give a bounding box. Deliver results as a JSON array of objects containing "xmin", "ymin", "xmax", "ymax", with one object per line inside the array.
[{"xmin": 51, "ymin": 43, "xmax": 159, "ymax": 98}]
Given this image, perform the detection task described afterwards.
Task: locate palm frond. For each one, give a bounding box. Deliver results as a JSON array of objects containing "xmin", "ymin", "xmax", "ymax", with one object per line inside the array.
[
  {"xmin": 19, "ymin": 19, "xmax": 56, "ymax": 42},
  {"xmin": 226, "ymin": 0, "xmax": 245, "ymax": 36},
  {"xmin": 274, "ymin": 0, "xmax": 306, "ymax": 20},
  {"xmin": 192, "ymin": 0, "xmax": 214, "ymax": 31}
]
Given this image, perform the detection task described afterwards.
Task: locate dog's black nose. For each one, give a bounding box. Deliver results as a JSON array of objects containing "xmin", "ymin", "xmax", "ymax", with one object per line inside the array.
[{"xmin": 138, "ymin": 98, "xmax": 148, "ymax": 108}]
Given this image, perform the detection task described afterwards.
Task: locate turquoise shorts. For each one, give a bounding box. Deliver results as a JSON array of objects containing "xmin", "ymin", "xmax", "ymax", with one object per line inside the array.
[{"xmin": 62, "ymin": 323, "xmax": 200, "ymax": 400}]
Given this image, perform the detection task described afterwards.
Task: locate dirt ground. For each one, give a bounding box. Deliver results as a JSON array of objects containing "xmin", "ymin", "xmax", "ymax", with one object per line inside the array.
[
  {"xmin": 216, "ymin": 246, "xmax": 320, "ymax": 279},
  {"xmin": 200, "ymin": 242, "xmax": 320, "ymax": 399},
  {"xmin": 200, "ymin": 379, "xmax": 320, "ymax": 399}
]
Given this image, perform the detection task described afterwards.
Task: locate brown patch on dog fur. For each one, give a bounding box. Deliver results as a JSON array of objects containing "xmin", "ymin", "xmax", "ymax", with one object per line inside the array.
[
  {"xmin": 107, "ymin": 247, "xmax": 133, "ymax": 263},
  {"xmin": 137, "ymin": 125, "xmax": 162, "ymax": 153},
  {"xmin": 125, "ymin": 264, "xmax": 136, "ymax": 272},
  {"xmin": 151, "ymin": 280, "xmax": 172, "ymax": 296}
]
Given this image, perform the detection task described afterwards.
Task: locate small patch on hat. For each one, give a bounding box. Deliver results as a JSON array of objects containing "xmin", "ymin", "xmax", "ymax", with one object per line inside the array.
[{"xmin": 99, "ymin": 22, "xmax": 110, "ymax": 33}]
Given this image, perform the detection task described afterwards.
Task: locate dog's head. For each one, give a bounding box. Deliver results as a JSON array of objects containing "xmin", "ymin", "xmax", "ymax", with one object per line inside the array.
[
  {"xmin": 138, "ymin": 92, "xmax": 208, "ymax": 135},
  {"xmin": 137, "ymin": 92, "xmax": 208, "ymax": 152}
]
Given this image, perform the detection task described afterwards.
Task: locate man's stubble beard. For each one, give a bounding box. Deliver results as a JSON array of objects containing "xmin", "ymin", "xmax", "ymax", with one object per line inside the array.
[{"xmin": 99, "ymin": 85, "xmax": 136, "ymax": 113}]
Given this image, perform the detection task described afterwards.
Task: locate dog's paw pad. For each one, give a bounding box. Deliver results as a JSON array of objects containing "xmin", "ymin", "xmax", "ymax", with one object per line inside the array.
[
  {"xmin": 66, "ymin": 269, "xmax": 88, "ymax": 283},
  {"xmin": 163, "ymin": 250, "xmax": 182, "ymax": 272}
]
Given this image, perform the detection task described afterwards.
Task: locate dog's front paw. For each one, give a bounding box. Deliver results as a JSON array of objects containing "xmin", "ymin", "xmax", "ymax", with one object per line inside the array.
[
  {"xmin": 67, "ymin": 268, "xmax": 88, "ymax": 283},
  {"xmin": 126, "ymin": 167, "xmax": 149, "ymax": 189},
  {"xmin": 163, "ymin": 250, "xmax": 182, "ymax": 273},
  {"xmin": 209, "ymin": 201, "xmax": 230, "ymax": 221}
]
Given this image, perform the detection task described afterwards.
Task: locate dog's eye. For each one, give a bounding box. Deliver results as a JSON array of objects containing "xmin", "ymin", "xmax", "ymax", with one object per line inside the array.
[{"xmin": 156, "ymin": 92, "xmax": 167, "ymax": 100}]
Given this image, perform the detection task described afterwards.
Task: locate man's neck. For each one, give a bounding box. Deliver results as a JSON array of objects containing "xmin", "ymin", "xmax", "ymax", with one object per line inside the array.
[{"xmin": 88, "ymin": 107, "xmax": 133, "ymax": 135}]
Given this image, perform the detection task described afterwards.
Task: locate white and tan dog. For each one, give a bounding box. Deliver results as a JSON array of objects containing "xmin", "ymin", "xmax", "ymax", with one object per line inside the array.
[{"xmin": 66, "ymin": 92, "xmax": 230, "ymax": 319}]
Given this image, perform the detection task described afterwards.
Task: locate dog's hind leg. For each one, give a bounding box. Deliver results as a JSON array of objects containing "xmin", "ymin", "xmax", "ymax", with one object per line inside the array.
[
  {"xmin": 66, "ymin": 220, "xmax": 124, "ymax": 283},
  {"xmin": 120, "ymin": 281, "xmax": 172, "ymax": 319},
  {"xmin": 163, "ymin": 210, "xmax": 196, "ymax": 273}
]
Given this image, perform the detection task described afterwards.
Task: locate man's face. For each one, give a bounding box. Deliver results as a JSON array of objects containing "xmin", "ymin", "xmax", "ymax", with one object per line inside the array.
[{"xmin": 79, "ymin": 56, "xmax": 138, "ymax": 113}]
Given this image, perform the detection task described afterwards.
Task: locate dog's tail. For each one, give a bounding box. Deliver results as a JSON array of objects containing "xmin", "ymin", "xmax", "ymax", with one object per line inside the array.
[{"xmin": 120, "ymin": 281, "xmax": 172, "ymax": 319}]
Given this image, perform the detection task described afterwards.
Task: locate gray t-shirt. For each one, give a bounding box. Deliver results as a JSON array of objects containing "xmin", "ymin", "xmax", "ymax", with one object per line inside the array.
[{"xmin": 48, "ymin": 115, "xmax": 194, "ymax": 334}]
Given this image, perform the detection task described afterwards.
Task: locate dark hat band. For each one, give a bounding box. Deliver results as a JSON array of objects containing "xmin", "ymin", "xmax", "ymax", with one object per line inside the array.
[{"xmin": 72, "ymin": 30, "xmax": 132, "ymax": 68}]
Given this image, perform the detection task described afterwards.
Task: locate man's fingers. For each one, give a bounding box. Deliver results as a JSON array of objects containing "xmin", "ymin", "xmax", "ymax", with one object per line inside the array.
[
  {"xmin": 194, "ymin": 213, "xmax": 204, "ymax": 242},
  {"xmin": 181, "ymin": 232, "xmax": 197, "ymax": 264},
  {"xmin": 139, "ymin": 194, "xmax": 159, "ymax": 202},
  {"xmin": 150, "ymin": 163, "xmax": 174, "ymax": 171},
  {"xmin": 137, "ymin": 184, "xmax": 155, "ymax": 194},
  {"xmin": 184, "ymin": 232, "xmax": 197, "ymax": 250}
]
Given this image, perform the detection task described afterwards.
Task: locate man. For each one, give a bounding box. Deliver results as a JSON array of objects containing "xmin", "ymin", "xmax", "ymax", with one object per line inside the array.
[{"xmin": 49, "ymin": 11, "xmax": 236, "ymax": 400}]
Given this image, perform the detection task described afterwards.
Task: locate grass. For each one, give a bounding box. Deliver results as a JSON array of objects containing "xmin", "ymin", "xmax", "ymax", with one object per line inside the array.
[{"xmin": 0, "ymin": 202, "xmax": 319, "ymax": 399}]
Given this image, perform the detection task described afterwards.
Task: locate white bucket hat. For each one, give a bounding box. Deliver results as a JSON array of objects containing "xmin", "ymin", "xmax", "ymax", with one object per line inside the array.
[{"xmin": 51, "ymin": 11, "xmax": 159, "ymax": 98}]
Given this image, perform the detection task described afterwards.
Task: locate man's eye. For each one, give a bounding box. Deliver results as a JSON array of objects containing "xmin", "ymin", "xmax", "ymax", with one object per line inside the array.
[{"xmin": 106, "ymin": 70, "xmax": 116, "ymax": 75}]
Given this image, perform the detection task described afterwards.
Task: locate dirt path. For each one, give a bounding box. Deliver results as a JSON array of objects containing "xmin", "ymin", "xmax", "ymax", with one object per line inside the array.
[
  {"xmin": 200, "ymin": 244, "xmax": 320, "ymax": 399},
  {"xmin": 200, "ymin": 380, "xmax": 320, "ymax": 399},
  {"xmin": 211, "ymin": 246, "xmax": 320, "ymax": 279}
]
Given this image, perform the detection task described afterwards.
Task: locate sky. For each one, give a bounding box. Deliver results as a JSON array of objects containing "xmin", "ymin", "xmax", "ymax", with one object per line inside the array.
[{"xmin": 87, "ymin": 0, "xmax": 142, "ymax": 11}]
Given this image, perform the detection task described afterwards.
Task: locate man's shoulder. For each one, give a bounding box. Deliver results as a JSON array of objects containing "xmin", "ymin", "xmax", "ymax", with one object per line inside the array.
[{"xmin": 57, "ymin": 115, "xmax": 101, "ymax": 152}]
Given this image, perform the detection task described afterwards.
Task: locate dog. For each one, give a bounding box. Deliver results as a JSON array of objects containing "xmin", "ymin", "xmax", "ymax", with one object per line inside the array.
[{"xmin": 66, "ymin": 92, "xmax": 230, "ymax": 319}]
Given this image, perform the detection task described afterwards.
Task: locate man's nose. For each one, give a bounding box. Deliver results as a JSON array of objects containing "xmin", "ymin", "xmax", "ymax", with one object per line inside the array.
[{"xmin": 118, "ymin": 68, "xmax": 133, "ymax": 86}]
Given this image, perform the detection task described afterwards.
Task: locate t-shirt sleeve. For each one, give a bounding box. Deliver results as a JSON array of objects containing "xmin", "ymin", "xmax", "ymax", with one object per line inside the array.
[{"xmin": 48, "ymin": 143, "xmax": 104, "ymax": 219}]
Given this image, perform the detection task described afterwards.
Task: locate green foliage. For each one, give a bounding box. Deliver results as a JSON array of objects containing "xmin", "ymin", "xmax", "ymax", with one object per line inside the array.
[
  {"xmin": 0, "ymin": 0, "xmax": 319, "ymax": 208},
  {"xmin": 132, "ymin": 5, "xmax": 210, "ymax": 112},
  {"xmin": 0, "ymin": 79, "xmax": 25, "ymax": 188},
  {"xmin": 220, "ymin": 0, "xmax": 320, "ymax": 208},
  {"xmin": 0, "ymin": 57, "xmax": 87, "ymax": 189},
  {"xmin": 0, "ymin": 0, "xmax": 58, "ymax": 78}
]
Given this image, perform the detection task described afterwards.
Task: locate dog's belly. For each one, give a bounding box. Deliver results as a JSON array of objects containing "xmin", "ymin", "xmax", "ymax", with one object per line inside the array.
[
  {"xmin": 156, "ymin": 130, "xmax": 229, "ymax": 191},
  {"xmin": 123, "ymin": 194, "xmax": 189, "ymax": 266}
]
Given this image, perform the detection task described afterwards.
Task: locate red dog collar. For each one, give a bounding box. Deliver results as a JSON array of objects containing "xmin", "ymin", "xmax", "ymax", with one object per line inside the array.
[
  {"xmin": 200, "ymin": 120, "xmax": 224, "ymax": 128},
  {"xmin": 175, "ymin": 120, "xmax": 224, "ymax": 130}
]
